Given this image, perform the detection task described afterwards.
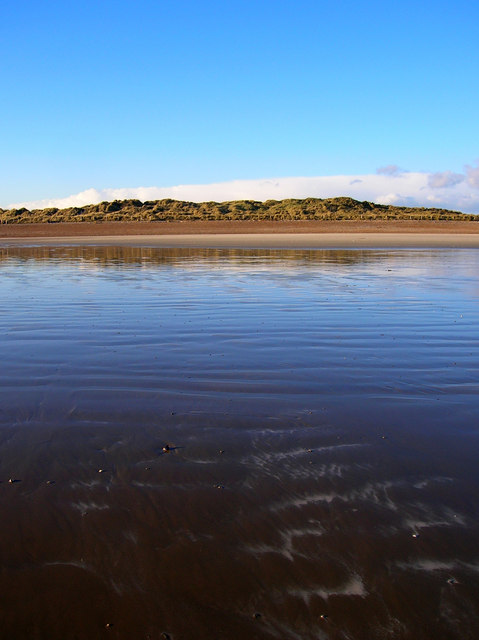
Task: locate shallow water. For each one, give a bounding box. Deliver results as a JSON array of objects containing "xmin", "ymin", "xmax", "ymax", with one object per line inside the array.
[{"xmin": 0, "ymin": 246, "xmax": 479, "ymax": 639}]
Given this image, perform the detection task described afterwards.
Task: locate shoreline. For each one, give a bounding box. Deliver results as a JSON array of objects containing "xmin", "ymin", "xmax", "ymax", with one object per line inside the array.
[{"xmin": 2, "ymin": 221, "xmax": 479, "ymax": 248}]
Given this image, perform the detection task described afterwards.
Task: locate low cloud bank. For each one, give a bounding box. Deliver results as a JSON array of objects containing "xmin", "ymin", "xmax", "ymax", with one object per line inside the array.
[{"xmin": 8, "ymin": 165, "xmax": 479, "ymax": 214}]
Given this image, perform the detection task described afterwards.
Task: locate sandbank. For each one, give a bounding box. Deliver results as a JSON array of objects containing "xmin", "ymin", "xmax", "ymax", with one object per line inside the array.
[{"xmin": 1, "ymin": 220, "xmax": 479, "ymax": 247}]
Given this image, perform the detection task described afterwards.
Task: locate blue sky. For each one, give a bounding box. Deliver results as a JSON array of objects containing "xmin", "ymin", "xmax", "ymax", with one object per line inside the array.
[{"xmin": 1, "ymin": 0, "xmax": 479, "ymax": 209}]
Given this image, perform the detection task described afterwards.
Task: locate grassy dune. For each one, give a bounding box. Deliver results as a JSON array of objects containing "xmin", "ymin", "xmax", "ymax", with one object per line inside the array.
[{"xmin": 1, "ymin": 197, "xmax": 477, "ymax": 224}]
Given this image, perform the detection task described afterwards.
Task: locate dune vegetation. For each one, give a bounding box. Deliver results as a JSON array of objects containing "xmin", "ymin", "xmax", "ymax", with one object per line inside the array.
[{"xmin": 0, "ymin": 197, "xmax": 477, "ymax": 224}]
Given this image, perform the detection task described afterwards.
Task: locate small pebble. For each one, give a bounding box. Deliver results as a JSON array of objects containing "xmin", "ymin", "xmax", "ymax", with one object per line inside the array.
[
  {"xmin": 161, "ymin": 633, "xmax": 171, "ymax": 640},
  {"xmin": 8, "ymin": 478, "xmax": 18, "ymax": 484},
  {"xmin": 215, "ymin": 484, "xmax": 224, "ymax": 490},
  {"xmin": 46, "ymin": 480, "xmax": 55, "ymax": 485},
  {"xmin": 219, "ymin": 450, "xmax": 225, "ymax": 454},
  {"xmin": 447, "ymin": 577, "xmax": 458, "ymax": 585},
  {"xmin": 412, "ymin": 533, "xmax": 419, "ymax": 538},
  {"xmin": 162, "ymin": 445, "xmax": 170, "ymax": 453},
  {"xmin": 307, "ymin": 449, "xmax": 312, "ymax": 453},
  {"xmin": 145, "ymin": 467, "xmax": 151, "ymax": 470},
  {"xmin": 98, "ymin": 469, "xmax": 105, "ymax": 473},
  {"xmin": 105, "ymin": 623, "xmax": 113, "ymax": 628},
  {"xmin": 320, "ymin": 614, "xmax": 328, "ymax": 620},
  {"xmin": 253, "ymin": 612, "xmax": 262, "ymax": 619}
]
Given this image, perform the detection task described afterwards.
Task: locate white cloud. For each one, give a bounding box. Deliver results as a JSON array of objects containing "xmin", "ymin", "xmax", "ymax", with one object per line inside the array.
[
  {"xmin": 465, "ymin": 162, "xmax": 479, "ymax": 188},
  {"xmin": 428, "ymin": 171, "xmax": 465, "ymax": 189},
  {"xmin": 6, "ymin": 170, "xmax": 479, "ymax": 214}
]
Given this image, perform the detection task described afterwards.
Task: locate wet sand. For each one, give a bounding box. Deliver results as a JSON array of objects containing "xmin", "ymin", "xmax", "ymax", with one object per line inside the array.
[
  {"xmin": 3, "ymin": 413, "xmax": 478, "ymax": 640},
  {"xmin": 1, "ymin": 246, "xmax": 479, "ymax": 639}
]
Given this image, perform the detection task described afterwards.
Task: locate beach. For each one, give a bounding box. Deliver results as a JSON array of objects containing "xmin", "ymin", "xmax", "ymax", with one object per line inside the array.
[{"xmin": 5, "ymin": 0, "xmax": 479, "ymax": 635}]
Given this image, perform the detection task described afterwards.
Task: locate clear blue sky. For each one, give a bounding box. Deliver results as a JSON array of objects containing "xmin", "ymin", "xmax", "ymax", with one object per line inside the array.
[{"xmin": 1, "ymin": 0, "xmax": 478, "ymax": 204}]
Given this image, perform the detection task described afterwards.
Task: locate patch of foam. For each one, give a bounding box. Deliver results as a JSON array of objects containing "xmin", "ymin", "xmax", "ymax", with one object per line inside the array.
[
  {"xmin": 242, "ymin": 442, "xmax": 367, "ymax": 468},
  {"xmin": 47, "ymin": 558, "xmax": 126, "ymax": 596},
  {"xmin": 271, "ymin": 479, "xmax": 404, "ymax": 513},
  {"xmin": 131, "ymin": 480, "xmax": 212, "ymax": 491},
  {"xmin": 123, "ymin": 530, "xmax": 139, "ymax": 545},
  {"xmin": 403, "ymin": 504, "xmax": 467, "ymax": 533},
  {"xmin": 261, "ymin": 617, "xmax": 313, "ymax": 640},
  {"xmin": 71, "ymin": 501, "xmax": 110, "ymax": 512},
  {"xmin": 245, "ymin": 522, "xmax": 325, "ymax": 561},
  {"xmin": 288, "ymin": 575, "xmax": 368, "ymax": 603},
  {"xmin": 405, "ymin": 518, "xmax": 458, "ymax": 533},
  {"xmin": 45, "ymin": 560, "xmax": 93, "ymax": 570},
  {"xmin": 349, "ymin": 480, "xmax": 400, "ymax": 511},
  {"xmin": 315, "ymin": 442, "xmax": 367, "ymax": 453},
  {"xmin": 285, "ymin": 462, "xmax": 352, "ymax": 480},
  {"xmin": 243, "ymin": 447, "xmax": 313, "ymax": 467},
  {"xmin": 412, "ymin": 476, "xmax": 454, "ymax": 489},
  {"xmin": 69, "ymin": 480, "xmax": 102, "ymax": 489},
  {"xmin": 272, "ymin": 491, "xmax": 341, "ymax": 512},
  {"xmin": 409, "ymin": 559, "xmax": 456, "ymax": 572},
  {"xmin": 398, "ymin": 559, "xmax": 479, "ymax": 574}
]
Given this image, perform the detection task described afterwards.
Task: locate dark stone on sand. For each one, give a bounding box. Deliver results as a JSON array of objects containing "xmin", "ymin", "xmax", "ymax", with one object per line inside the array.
[{"xmin": 253, "ymin": 612, "xmax": 262, "ymax": 619}]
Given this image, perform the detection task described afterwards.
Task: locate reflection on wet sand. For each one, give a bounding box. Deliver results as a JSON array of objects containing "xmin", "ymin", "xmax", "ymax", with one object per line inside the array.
[
  {"xmin": 0, "ymin": 243, "xmax": 475, "ymax": 269},
  {"xmin": 0, "ymin": 247, "xmax": 479, "ymax": 639}
]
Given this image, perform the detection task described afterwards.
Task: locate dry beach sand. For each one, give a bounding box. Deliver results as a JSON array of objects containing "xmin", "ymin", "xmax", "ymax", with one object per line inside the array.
[{"xmin": 1, "ymin": 219, "xmax": 479, "ymax": 248}]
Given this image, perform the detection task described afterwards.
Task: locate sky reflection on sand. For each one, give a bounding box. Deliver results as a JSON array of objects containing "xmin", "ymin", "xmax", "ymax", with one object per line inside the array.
[{"xmin": 0, "ymin": 246, "xmax": 479, "ymax": 639}]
